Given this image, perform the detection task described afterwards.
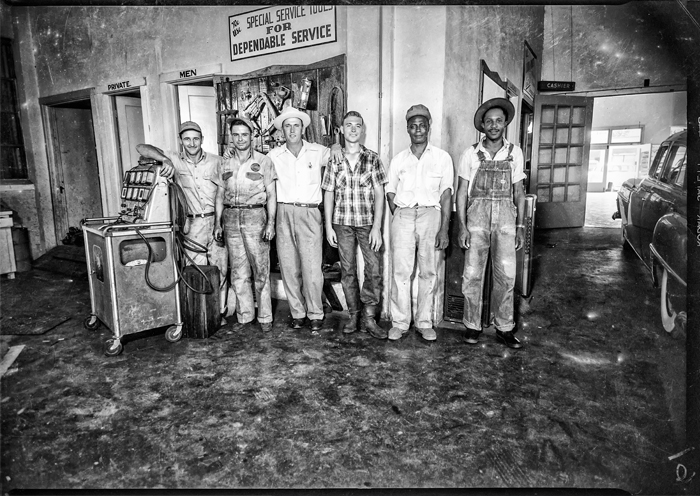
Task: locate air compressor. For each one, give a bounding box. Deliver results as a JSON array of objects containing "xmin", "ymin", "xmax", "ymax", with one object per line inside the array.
[{"xmin": 81, "ymin": 157, "xmax": 196, "ymax": 356}]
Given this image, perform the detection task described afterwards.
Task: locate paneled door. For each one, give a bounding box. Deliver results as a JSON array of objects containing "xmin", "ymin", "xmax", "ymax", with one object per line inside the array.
[{"xmin": 530, "ymin": 95, "xmax": 593, "ymax": 228}]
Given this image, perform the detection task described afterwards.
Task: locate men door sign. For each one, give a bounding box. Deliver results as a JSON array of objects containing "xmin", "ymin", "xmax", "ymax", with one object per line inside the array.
[{"xmin": 229, "ymin": 6, "xmax": 337, "ymax": 61}]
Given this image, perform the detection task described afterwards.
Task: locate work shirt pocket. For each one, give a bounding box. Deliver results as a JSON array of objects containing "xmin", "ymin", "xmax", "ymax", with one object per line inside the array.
[
  {"xmin": 176, "ymin": 170, "xmax": 197, "ymax": 191},
  {"xmin": 427, "ymin": 171, "xmax": 442, "ymax": 194}
]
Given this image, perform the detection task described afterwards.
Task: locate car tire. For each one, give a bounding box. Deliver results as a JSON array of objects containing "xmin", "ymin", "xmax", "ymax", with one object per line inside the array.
[{"xmin": 660, "ymin": 268, "xmax": 686, "ymax": 337}]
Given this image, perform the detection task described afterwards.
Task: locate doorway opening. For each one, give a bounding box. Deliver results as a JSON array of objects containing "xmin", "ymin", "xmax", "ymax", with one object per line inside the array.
[
  {"xmin": 112, "ymin": 89, "xmax": 145, "ymax": 179},
  {"xmin": 583, "ymin": 90, "xmax": 686, "ymax": 227},
  {"xmin": 41, "ymin": 95, "xmax": 102, "ymax": 246},
  {"xmin": 176, "ymin": 80, "xmax": 218, "ymax": 156}
]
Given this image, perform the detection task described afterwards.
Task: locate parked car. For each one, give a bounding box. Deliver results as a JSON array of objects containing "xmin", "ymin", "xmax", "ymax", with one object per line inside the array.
[{"xmin": 613, "ymin": 130, "xmax": 687, "ymax": 335}]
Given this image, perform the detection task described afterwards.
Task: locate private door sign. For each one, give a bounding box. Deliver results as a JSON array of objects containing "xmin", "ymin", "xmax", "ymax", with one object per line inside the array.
[{"xmin": 229, "ymin": 6, "xmax": 337, "ymax": 61}]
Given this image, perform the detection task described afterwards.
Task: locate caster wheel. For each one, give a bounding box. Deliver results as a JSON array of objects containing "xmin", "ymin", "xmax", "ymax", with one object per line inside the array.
[
  {"xmin": 84, "ymin": 315, "xmax": 100, "ymax": 331},
  {"xmin": 103, "ymin": 339, "xmax": 123, "ymax": 357},
  {"xmin": 165, "ymin": 325, "xmax": 183, "ymax": 343}
]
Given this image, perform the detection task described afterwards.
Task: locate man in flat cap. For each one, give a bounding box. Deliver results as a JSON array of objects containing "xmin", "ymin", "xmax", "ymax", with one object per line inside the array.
[
  {"xmin": 214, "ymin": 116, "xmax": 277, "ymax": 332},
  {"xmin": 137, "ymin": 121, "xmax": 230, "ymax": 321},
  {"xmin": 455, "ymin": 97, "xmax": 526, "ymax": 349},
  {"xmin": 386, "ymin": 104, "xmax": 454, "ymax": 341},
  {"xmin": 267, "ymin": 106, "xmax": 341, "ymax": 332}
]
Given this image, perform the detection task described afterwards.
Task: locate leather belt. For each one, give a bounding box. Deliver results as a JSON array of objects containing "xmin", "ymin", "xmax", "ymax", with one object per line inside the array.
[
  {"xmin": 224, "ymin": 203, "xmax": 265, "ymax": 209},
  {"xmin": 279, "ymin": 202, "xmax": 320, "ymax": 208},
  {"xmin": 187, "ymin": 211, "xmax": 215, "ymax": 218}
]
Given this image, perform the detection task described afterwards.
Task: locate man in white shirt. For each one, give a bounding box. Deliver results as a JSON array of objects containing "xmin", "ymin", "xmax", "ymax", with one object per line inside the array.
[
  {"xmin": 386, "ymin": 104, "xmax": 454, "ymax": 341},
  {"xmin": 267, "ymin": 107, "xmax": 339, "ymax": 332},
  {"xmin": 455, "ymin": 98, "xmax": 526, "ymax": 349}
]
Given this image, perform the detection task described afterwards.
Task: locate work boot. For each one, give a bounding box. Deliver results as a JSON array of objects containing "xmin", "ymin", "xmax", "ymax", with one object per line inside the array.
[
  {"xmin": 361, "ymin": 305, "xmax": 387, "ymax": 340},
  {"xmin": 343, "ymin": 312, "xmax": 360, "ymax": 334}
]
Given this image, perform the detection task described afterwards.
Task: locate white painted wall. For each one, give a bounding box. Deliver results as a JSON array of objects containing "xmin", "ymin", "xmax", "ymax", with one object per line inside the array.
[{"xmin": 592, "ymin": 92, "xmax": 687, "ymax": 144}]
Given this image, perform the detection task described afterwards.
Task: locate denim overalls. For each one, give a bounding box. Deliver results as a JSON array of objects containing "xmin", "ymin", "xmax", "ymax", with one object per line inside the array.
[{"xmin": 462, "ymin": 143, "xmax": 517, "ymax": 332}]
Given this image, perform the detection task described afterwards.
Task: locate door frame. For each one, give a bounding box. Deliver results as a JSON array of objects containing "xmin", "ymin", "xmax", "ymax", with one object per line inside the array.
[
  {"xmin": 39, "ymin": 89, "xmax": 101, "ymax": 245},
  {"xmin": 93, "ymin": 77, "xmax": 151, "ymax": 216}
]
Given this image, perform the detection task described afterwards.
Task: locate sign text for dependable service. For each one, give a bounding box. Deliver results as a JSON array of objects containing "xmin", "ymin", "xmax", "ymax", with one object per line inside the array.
[{"xmin": 229, "ymin": 6, "xmax": 336, "ymax": 60}]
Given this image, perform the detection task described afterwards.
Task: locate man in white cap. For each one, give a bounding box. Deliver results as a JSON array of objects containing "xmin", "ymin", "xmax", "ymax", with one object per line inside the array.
[
  {"xmin": 267, "ymin": 107, "xmax": 341, "ymax": 332},
  {"xmin": 455, "ymin": 98, "xmax": 526, "ymax": 349},
  {"xmin": 136, "ymin": 121, "xmax": 230, "ymax": 321},
  {"xmin": 214, "ymin": 116, "xmax": 277, "ymax": 333},
  {"xmin": 386, "ymin": 104, "xmax": 454, "ymax": 342}
]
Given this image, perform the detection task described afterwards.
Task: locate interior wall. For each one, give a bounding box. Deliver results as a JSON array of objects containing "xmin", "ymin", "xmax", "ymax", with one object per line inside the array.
[
  {"xmin": 443, "ymin": 5, "xmax": 545, "ymax": 166},
  {"xmin": 592, "ymin": 91, "xmax": 688, "ymax": 144}
]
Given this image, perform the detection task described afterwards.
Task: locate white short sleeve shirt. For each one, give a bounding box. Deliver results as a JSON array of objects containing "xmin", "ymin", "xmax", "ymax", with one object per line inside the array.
[
  {"xmin": 386, "ymin": 143, "xmax": 454, "ymax": 210},
  {"xmin": 268, "ymin": 140, "xmax": 330, "ymax": 204},
  {"xmin": 457, "ymin": 137, "xmax": 526, "ymax": 195}
]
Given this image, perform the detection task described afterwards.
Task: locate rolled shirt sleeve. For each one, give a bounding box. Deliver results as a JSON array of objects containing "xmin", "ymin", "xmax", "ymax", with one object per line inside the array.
[
  {"xmin": 385, "ymin": 155, "xmax": 400, "ymax": 195},
  {"xmin": 438, "ymin": 151, "xmax": 454, "ymax": 196},
  {"xmin": 320, "ymin": 161, "xmax": 336, "ymax": 191},
  {"xmin": 372, "ymin": 156, "xmax": 388, "ymax": 186}
]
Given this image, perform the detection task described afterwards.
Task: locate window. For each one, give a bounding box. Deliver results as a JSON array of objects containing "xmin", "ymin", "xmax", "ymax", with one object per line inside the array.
[
  {"xmin": 590, "ymin": 130, "xmax": 609, "ymax": 144},
  {"xmin": 649, "ymin": 145, "xmax": 669, "ymax": 179},
  {"xmin": 662, "ymin": 145, "xmax": 686, "ymax": 187},
  {"xmin": 610, "ymin": 128, "xmax": 642, "ymax": 144},
  {"xmin": 1, "ymin": 37, "xmax": 28, "ymax": 180}
]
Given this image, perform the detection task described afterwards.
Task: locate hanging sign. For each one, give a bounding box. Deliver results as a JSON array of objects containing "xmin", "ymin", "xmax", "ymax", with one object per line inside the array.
[
  {"xmin": 538, "ymin": 80, "xmax": 576, "ymax": 92},
  {"xmin": 229, "ymin": 6, "xmax": 337, "ymax": 61}
]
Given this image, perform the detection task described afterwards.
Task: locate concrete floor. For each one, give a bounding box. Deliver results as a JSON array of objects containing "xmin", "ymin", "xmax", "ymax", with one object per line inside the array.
[{"xmin": 0, "ymin": 226, "xmax": 694, "ymax": 494}]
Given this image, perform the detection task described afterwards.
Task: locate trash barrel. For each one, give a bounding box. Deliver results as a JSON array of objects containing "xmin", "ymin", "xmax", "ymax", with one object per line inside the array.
[{"xmin": 179, "ymin": 265, "xmax": 220, "ymax": 339}]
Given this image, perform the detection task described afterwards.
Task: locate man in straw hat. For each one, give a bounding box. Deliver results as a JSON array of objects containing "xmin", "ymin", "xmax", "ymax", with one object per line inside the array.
[
  {"xmin": 386, "ymin": 104, "xmax": 454, "ymax": 342},
  {"xmin": 214, "ymin": 116, "xmax": 277, "ymax": 333},
  {"xmin": 267, "ymin": 106, "xmax": 341, "ymax": 332},
  {"xmin": 455, "ymin": 97, "xmax": 526, "ymax": 349}
]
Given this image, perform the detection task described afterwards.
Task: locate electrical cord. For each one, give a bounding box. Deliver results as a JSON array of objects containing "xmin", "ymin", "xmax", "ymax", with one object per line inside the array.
[{"xmin": 139, "ymin": 177, "xmax": 215, "ymax": 295}]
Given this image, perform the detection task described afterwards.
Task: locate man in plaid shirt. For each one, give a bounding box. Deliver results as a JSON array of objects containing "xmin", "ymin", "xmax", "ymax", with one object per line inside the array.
[{"xmin": 321, "ymin": 111, "xmax": 388, "ymax": 339}]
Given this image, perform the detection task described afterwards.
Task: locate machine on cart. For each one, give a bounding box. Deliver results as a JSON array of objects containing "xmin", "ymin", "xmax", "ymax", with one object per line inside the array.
[{"xmin": 82, "ymin": 158, "xmax": 184, "ymax": 356}]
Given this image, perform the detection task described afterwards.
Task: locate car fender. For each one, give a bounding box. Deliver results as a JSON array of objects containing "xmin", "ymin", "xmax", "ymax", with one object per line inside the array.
[{"xmin": 650, "ymin": 212, "xmax": 687, "ymax": 288}]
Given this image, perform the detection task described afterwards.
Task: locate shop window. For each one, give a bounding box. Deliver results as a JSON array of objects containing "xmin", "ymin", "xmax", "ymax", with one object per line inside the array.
[
  {"xmin": 0, "ymin": 38, "xmax": 28, "ymax": 181},
  {"xmin": 590, "ymin": 130, "xmax": 609, "ymax": 144},
  {"xmin": 610, "ymin": 127, "xmax": 642, "ymax": 144}
]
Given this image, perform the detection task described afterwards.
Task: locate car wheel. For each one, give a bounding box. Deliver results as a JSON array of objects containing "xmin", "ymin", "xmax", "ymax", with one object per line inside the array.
[{"xmin": 660, "ymin": 268, "xmax": 686, "ymax": 336}]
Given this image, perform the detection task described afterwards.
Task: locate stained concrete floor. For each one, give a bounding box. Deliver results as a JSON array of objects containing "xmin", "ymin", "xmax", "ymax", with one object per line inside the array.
[{"xmin": 0, "ymin": 226, "xmax": 694, "ymax": 494}]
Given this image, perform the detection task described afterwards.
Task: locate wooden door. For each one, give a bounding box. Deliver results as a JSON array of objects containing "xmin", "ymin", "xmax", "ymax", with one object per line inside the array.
[
  {"xmin": 530, "ymin": 95, "xmax": 593, "ymax": 228},
  {"xmin": 50, "ymin": 106, "xmax": 103, "ymax": 239},
  {"xmin": 115, "ymin": 96, "xmax": 144, "ymax": 177},
  {"xmin": 178, "ymin": 86, "xmax": 218, "ymax": 156}
]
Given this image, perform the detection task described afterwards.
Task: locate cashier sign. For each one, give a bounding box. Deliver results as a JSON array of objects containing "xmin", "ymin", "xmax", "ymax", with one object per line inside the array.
[{"xmin": 229, "ymin": 6, "xmax": 337, "ymax": 61}]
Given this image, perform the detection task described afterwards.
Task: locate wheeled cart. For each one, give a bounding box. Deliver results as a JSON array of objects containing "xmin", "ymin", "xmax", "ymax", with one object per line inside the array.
[{"xmin": 82, "ymin": 217, "xmax": 183, "ymax": 356}]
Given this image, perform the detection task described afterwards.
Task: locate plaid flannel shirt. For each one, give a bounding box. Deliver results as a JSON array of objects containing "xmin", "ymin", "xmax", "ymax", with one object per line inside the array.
[{"xmin": 321, "ymin": 145, "xmax": 388, "ymax": 227}]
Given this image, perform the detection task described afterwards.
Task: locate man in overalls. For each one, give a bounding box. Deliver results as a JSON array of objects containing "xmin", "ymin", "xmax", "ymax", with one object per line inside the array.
[
  {"xmin": 214, "ymin": 116, "xmax": 277, "ymax": 332},
  {"xmin": 455, "ymin": 98, "xmax": 526, "ymax": 349}
]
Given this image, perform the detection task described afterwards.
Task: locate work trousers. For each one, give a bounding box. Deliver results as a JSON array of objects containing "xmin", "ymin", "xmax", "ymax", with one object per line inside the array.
[
  {"xmin": 390, "ymin": 206, "xmax": 441, "ymax": 330},
  {"xmin": 184, "ymin": 216, "xmax": 229, "ymax": 314},
  {"xmin": 334, "ymin": 224, "xmax": 382, "ymax": 314},
  {"xmin": 276, "ymin": 204, "xmax": 324, "ymax": 320},
  {"xmin": 223, "ymin": 208, "xmax": 272, "ymax": 324},
  {"xmin": 462, "ymin": 154, "xmax": 517, "ymax": 332}
]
